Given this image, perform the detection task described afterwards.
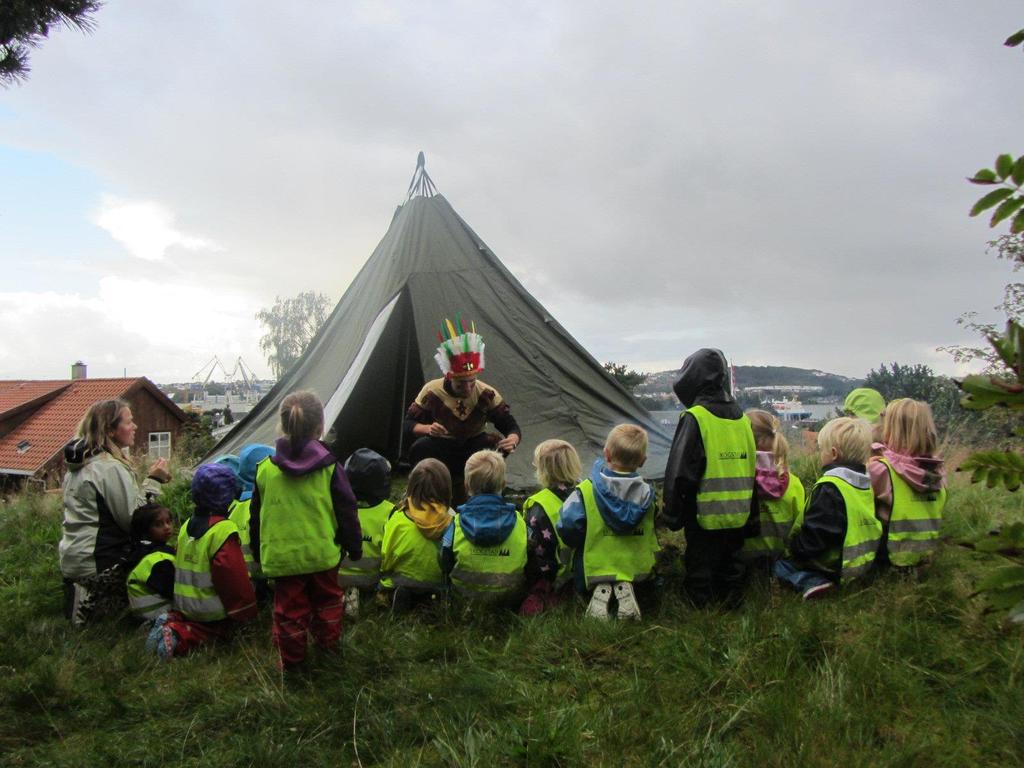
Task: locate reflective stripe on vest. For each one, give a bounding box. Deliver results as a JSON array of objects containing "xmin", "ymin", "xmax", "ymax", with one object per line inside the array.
[
  {"xmin": 524, "ymin": 488, "xmax": 572, "ymax": 590},
  {"xmin": 451, "ymin": 514, "xmax": 527, "ymax": 598},
  {"xmin": 339, "ymin": 500, "xmax": 395, "ymax": 587},
  {"xmin": 579, "ymin": 479, "xmax": 658, "ymax": 589},
  {"xmin": 379, "ymin": 509, "xmax": 445, "ymax": 591},
  {"xmin": 815, "ymin": 473, "xmax": 882, "ymax": 584},
  {"xmin": 256, "ymin": 460, "xmax": 340, "ymax": 579},
  {"xmin": 173, "ymin": 519, "xmax": 238, "ymax": 621},
  {"xmin": 126, "ymin": 550, "xmax": 175, "ymax": 620},
  {"xmin": 688, "ymin": 406, "xmax": 756, "ymax": 530},
  {"xmin": 880, "ymin": 458, "xmax": 946, "ymax": 567},
  {"xmin": 741, "ymin": 475, "xmax": 805, "ymax": 560},
  {"xmin": 227, "ymin": 499, "xmax": 260, "ymax": 578}
]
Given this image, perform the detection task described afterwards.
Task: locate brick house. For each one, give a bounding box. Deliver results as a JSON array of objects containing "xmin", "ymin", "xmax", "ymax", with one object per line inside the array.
[{"xmin": 0, "ymin": 377, "xmax": 188, "ymax": 488}]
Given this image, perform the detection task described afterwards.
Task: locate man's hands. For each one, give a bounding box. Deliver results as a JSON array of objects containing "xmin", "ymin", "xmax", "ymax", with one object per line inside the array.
[
  {"xmin": 414, "ymin": 422, "xmax": 449, "ymax": 438},
  {"xmin": 496, "ymin": 434, "xmax": 520, "ymax": 454}
]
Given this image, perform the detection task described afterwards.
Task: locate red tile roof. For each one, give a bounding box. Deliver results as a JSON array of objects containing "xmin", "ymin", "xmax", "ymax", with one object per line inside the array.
[
  {"xmin": 0, "ymin": 378, "xmax": 177, "ymax": 474},
  {"xmin": 0, "ymin": 380, "xmax": 69, "ymax": 416}
]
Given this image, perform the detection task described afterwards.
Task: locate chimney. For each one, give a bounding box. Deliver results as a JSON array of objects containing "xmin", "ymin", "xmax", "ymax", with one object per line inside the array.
[{"xmin": 71, "ymin": 361, "xmax": 87, "ymax": 380}]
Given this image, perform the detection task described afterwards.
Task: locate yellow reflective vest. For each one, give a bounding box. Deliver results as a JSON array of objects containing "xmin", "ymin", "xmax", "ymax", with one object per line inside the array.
[
  {"xmin": 523, "ymin": 488, "xmax": 572, "ymax": 590},
  {"xmin": 450, "ymin": 515, "xmax": 528, "ymax": 599},
  {"xmin": 879, "ymin": 458, "xmax": 946, "ymax": 567},
  {"xmin": 688, "ymin": 406, "xmax": 756, "ymax": 530},
  {"xmin": 813, "ymin": 471, "xmax": 882, "ymax": 583},
  {"xmin": 380, "ymin": 509, "xmax": 446, "ymax": 591},
  {"xmin": 579, "ymin": 479, "xmax": 658, "ymax": 589},
  {"xmin": 742, "ymin": 474, "xmax": 806, "ymax": 560},
  {"xmin": 339, "ymin": 500, "xmax": 395, "ymax": 587},
  {"xmin": 173, "ymin": 519, "xmax": 239, "ymax": 621},
  {"xmin": 255, "ymin": 461, "xmax": 341, "ymax": 578},
  {"xmin": 126, "ymin": 549, "xmax": 175, "ymax": 620}
]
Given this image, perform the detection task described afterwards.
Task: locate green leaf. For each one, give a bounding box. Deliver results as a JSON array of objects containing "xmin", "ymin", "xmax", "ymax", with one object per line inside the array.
[
  {"xmin": 997, "ymin": 154, "xmax": 1015, "ymax": 179},
  {"xmin": 969, "ymin": 168, "xmax": 999, "ymax": 185},
  {"xmin": 971, "ymin": 187, "xmax": 1015, "ymax": 217},
  {"xmin": 1013, "ymin": 157, "xmax": 1024, "ymax": 186},
  {"xmin": 991, "ymin": 195, "xmax": 1024, "ymax": 227},
  {"xmin": 1012, "ymin": 210, "xmax": 1024, "ymax": 235},
  {"xmin": 1005, "ymin": 29, "xmax": 1024, "ymax": 47}
]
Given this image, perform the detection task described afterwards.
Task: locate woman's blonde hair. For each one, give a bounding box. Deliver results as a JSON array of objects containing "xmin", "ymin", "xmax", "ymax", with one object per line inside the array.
[
  {"xmin": 405, "ymin": 458, "xmax": 452, "ymax": 509},
  {"xmin": 76, "ymin": 398, "xmax": 133, "ymax": 468},
  {"xmin": 533, "ymin": 439, "xmax": 582, "ymax": 488},
  {"xmin": 882, "ymin": 398, "xmax": 938, "ymax": 457},
  {"xmin": 465, "ymin": 450, "xmax": 506, "ymax": 496},
  {"xmin": 745, "ymin": 409, "xmax": 789, "ymax": 472},
  {"xmin": 817, "ymin": 417, "xmax": 872, "ymax": 466},
  {"xmin": 279, "ymin": 390, "xmax": 324, "ymax": 445}
]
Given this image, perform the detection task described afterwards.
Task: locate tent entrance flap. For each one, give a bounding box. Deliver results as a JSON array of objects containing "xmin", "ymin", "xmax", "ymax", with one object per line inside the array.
[{"xmin": 324, "ymin": 291, "xmax": 424, "ymax": 463}]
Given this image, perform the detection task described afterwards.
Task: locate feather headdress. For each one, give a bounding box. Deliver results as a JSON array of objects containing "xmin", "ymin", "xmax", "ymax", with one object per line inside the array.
[{"xmin": 434, "ymin": 314, "xmax": 485, "ymax": 378}]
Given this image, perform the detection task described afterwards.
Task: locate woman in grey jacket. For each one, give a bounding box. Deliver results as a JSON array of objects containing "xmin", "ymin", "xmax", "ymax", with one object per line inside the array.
[{"xmin": 60, "ymin": 398, "xmax": 171, "ymax": 625}]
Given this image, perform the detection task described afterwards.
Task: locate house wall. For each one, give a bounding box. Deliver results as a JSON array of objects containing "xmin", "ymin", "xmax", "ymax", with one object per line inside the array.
[{"xmin": 126, "ymin": 390, "xmax": 185, "ymax": 459}]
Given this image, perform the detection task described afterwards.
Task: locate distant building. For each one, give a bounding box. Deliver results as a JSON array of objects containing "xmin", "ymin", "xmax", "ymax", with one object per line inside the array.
[{"xmin": 0, "ymin": 375, "xmax": 187, "ymax": 488}]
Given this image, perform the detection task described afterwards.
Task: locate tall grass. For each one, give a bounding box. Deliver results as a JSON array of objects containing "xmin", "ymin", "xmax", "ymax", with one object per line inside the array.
[{"xmin": 2, "ymin": 473, "xmax": 1023, "ymax": 766}]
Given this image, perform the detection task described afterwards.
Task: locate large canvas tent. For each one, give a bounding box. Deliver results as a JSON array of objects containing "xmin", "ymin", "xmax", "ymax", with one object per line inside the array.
[{"xmin": 208, "ymin": 157, "xmax": 673, "ymax": 488}]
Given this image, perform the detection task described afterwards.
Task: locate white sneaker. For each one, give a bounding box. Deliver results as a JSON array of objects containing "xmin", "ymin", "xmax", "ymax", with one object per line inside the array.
[
  {"xmin": 344, "ymin": 586, "xmax": 360, "ymax": 619},
  {"xmin": 586, "ymin": 584, "xmax": 613, "ymax": 620},
  {"xmin": 802, "ymin": 582, "xmax": 835, "ymax": 601},
  {"xmin": 614, "ymin": 582, "xmax": 641, "ymax": 620}
]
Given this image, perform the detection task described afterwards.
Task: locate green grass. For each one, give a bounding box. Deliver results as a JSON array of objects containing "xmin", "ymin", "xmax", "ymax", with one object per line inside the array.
[{"xmin": 2, "ymin": 478, "xmax": 1024, "ymax": 767}]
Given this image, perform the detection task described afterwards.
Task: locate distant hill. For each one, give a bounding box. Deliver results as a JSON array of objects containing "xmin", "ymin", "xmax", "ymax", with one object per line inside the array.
[{"xmin": 638, "ymin": 365, "xmax": 862, "ymax": 398}]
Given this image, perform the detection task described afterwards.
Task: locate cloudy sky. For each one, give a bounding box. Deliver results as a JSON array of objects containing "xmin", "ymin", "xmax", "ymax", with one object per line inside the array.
[{"xmin": 1, "ymin": 2, "xmax": 1021, "ymax": 383}]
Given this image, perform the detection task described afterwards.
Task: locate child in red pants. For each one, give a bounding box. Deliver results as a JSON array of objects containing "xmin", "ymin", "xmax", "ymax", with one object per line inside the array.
[{"xmin": 250, "ymin": 391, "xmax": 362, "ymax": 669}]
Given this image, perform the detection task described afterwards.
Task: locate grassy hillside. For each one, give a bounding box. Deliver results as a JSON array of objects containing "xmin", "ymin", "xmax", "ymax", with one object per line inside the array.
[
  {"xmin": 639, "ymin": 366, "xmax": 862, "ymax": 398},
  {"xmin": 2, "ymin": 476, "xmax": 1023, "ymax": 767}
]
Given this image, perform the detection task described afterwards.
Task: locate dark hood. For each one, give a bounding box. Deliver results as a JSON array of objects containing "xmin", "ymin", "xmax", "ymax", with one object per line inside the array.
[
  {"xmin": 672, "ymin": 348, "xmax": 734, "ymax": 409},
  {"xmin": 271, "ymin": 437, "xmax": 337, "ymax": 476},
  {"xmin": 456, "ymin": 493, "xmax": 519, "ymax": 546},
  {"xmin": 590, "ymin": 459, "xmax": 654, "ymax": 533}
]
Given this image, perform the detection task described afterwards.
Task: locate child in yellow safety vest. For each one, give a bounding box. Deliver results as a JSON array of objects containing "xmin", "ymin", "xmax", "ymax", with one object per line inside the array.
[
  {"xmin": 868, "ymin": 399, "xmax": 946, "ymax": 569},
  {"xmin": 380, "ymin": 458, "xmax": 454, "ymax": 613},
  {"xmin": 226, "ymin": 444, "xmax": 274, "ymax": 605},
  {"xmin": 125, "ymin": 503, "xmax": 175, "ymax": 623},
  {"xmin": 741, "ymin": 410, "xmax": 805, "ymax": 573},
  {"xmin": 773, "ymin": 417, "xmax": 882, "ymax": 599},
  {"xmin": 519, "ymin": 439, "xmax": 582, "ymax": 616},
  {"xmin": 338, "ymin": 448, "xmax": 395, "ymax": 618},
  {"xmin": 441, "ymin": 450, "xmax": 527, "ymax": 607},
  {"xmin": 250, "ymin": 391, "xmax": 362, "ymax": 670},
  {"xmin": 556, "ymin": 424, "xmax": 658, "ymax": 621},
  {"xmin": 146, "ymin": 464, "xmax": 256, "ymax": 659}
]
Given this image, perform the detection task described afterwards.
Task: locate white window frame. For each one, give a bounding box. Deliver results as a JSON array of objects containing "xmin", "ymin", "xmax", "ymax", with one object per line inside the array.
[{"xmin": 148, "ymin": 431, "xmax": 172, "ymax": 459}]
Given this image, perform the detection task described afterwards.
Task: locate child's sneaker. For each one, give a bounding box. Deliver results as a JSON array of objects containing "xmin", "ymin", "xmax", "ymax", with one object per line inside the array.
[
  {"xmin": 614, "ymin": 582, "xmax": 641, "ymax": 620},
  {"xmin": 344, "ymin": 586, "xmax": 360, "ymax": 619},
  {"xmin": 586, "ymin": 584, "xmax": 613, "ymax": 620},
  {"xmin": 802, "ymin": 582, "xmax": 835, "ymax": 600}
]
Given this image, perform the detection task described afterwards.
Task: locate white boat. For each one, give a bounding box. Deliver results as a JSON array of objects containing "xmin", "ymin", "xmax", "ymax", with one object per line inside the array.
[{"xmin": 767, "ymin": 396, "xmax": 812, "ymax": 421}]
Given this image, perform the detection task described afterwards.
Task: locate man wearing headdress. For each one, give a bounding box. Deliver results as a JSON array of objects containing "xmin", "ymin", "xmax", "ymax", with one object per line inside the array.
[{"xmin": 405, "ymin": 317, "xmax": 521, "ymax": 498}]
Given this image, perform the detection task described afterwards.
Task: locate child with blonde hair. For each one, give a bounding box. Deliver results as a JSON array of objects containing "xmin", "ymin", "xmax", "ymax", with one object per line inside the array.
[
  {"xmin": 773, "ymin": 417, "xmax": 882, "ymax": 599},
  {"xmin": 380, "ymin": 458, "xmax": 453, "ymax": 612},
  {"xmin": 868, "ymin": 399, "xmax": 946, "ymax": 568},
  {"xmin": 250, "ymin": 391, "xmax": 362, "ymax": 669},
  {"xmin": 741, "ymin": 410, "xmax": 805, "ymax": 570},
  {"xmin": 557, "ymin": 424, "xmax": 657, "ymax": 620},
  {"xmin": 441, "ymin": 450, "xmax": 527, "ymax": 605},
  {"xmin": 519, "ymin": 439, "xmax": 583, "ymax": 615}
]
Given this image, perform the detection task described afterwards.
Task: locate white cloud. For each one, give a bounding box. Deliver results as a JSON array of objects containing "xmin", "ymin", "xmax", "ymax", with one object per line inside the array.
[
  {"xmin": 0, "ymin": 279, "xmax": 268, "ymax": 382},
  {"xmin": 94, "ymin": 195, "xmax": 221, "ymax": 262}
]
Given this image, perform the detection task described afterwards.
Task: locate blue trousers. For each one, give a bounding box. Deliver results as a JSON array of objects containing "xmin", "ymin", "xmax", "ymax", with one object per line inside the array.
[{"xmin": 772, "ymin": 559, "xmax": 834, "ymax": 593}]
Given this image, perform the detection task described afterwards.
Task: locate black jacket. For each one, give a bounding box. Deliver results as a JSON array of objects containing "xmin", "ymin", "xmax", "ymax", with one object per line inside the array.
[
  {"xmin": 788, "ymin": 462, "xmax": 868, "ymax": 579},
  {"xmin": 661, "ymin": 348, "xmax": 756, "ymax": 532}
]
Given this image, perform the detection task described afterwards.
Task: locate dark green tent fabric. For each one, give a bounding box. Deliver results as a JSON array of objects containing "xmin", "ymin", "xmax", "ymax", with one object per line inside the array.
[{"xmin": 207, "ymin": 176, "xmax": 673, "ymax": 488}]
